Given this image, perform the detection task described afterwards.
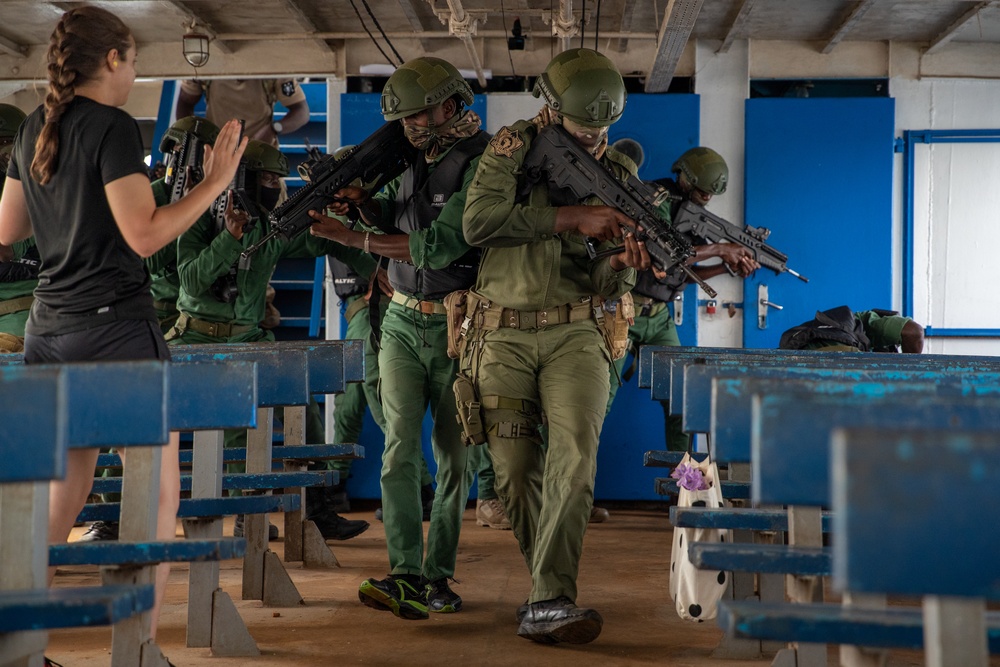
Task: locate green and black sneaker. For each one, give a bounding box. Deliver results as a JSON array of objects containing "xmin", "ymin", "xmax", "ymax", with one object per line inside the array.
[
  {"xmin": 358, "ymin": 575, "xmax": 429, "ymax": 620},
  {"xmin": 424, "ymin": 577, "xmax": 462, "ymax": 613}
]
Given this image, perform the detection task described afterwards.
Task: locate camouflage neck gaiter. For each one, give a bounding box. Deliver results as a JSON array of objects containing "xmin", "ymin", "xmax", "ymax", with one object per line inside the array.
[{"xmin": 404, "ymin": 109, "xmax": 483, "ymax": 162}]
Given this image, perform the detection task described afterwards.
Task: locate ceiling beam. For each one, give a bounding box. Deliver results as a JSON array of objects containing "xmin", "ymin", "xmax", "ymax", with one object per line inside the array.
[
  {"xmin": 400, "ymin": 0, "xmax": 435, "ymax": 52},
  {"xmin": 281, "ymin": 0, "xmax": 333, "ymax": 54},
  {"xmin": 645, "ymin": 0, "xmax": 704, "ymax": 93},
  {"xmin": 717, "ymin": 0, "xmax": 756, "ymax": 54},
  {"xmin": 613, "ymin": 0, "xmax": 638, "ymax": 53},
  {"xmin": 214, "ymin": 30, "xmax": 655, "ymax": 41},
  {"xmin": 925, "ymin": 0, "xmax": 1000, "ymax": 55},
  {"xmin": 821, "ymin": 0, "xmax": 878, "ymax": 55},
  {"xmin": 0, "ymin": 34, "xmax": 28, "ymax": 57},
  {"xmin": 161, "ymin": 0, "xmax": 233, "ymax": 55}
]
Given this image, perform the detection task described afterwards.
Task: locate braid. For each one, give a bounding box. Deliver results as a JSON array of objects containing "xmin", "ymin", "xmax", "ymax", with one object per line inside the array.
[
  {"xmin": 30, "ymin": 6, "xmax": 132, "ymax": 185},
  {"xmin": 31, "ymin": 20, "xmax": 74, "ymax": 185}
]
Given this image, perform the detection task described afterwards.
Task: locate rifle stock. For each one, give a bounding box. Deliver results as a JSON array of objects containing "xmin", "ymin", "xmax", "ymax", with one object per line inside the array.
[
  {"xmin": 522, "ymin": 125, "xmax": 719, "ymax": 297},
  {"xmin": 241, "ymin": 121, "xmax": 413, "ymax": 260},
  {"xmin": 671, "ymin": 200, "xmax": 808, "ymax": 282}
]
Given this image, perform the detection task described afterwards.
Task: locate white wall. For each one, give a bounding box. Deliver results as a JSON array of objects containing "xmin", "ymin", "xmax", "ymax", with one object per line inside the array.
[
  {"xmin": 892, "ymin": 69, "xmax": 1000, "ymax": 355},
  {"xmin": 693, "ymin": 39, "xmax": 750, "ymax": 348}
]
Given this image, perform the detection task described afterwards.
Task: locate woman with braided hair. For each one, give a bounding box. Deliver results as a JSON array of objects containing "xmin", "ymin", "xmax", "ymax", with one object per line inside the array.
[{"xmin": 0, "ymin": 4, "xmax": 246, "ymax": 645}]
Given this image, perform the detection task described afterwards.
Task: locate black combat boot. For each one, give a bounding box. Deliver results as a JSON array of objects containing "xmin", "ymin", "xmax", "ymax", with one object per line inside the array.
[{"xmin": 306, "ymin": 486, "xmax": 370, "ymax": 541}]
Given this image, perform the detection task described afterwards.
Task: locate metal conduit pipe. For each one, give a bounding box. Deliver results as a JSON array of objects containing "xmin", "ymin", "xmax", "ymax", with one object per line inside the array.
[{"xmin": 445, "ymin": 0, "xmax": 488, "ymax": 88}]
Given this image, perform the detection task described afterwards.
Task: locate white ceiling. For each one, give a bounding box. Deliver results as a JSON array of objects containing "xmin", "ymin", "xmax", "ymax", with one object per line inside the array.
[{"xmin": 0, "ymin": 1, "xmax": 999, "ymax": 88}]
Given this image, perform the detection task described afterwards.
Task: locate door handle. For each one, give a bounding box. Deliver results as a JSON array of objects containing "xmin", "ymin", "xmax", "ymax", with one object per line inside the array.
[{"xmin": 757, "ymin": 284, "xmax": 782, "ymax": 329}]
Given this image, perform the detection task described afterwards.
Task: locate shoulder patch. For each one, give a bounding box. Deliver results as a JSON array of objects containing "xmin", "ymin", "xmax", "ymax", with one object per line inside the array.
[
  {"xmin": 281, "ymin": 81, "xmax": 296, "ymax": 97},
  {"xmin": 489, "ymin": 127, "xmax": 524, "ymax": 158}
]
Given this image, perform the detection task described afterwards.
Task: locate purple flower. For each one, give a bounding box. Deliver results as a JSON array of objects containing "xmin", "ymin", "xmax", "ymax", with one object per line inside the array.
[{"xmin": 671, "ymin": 463, "xmax": 709, "ymax": 491}]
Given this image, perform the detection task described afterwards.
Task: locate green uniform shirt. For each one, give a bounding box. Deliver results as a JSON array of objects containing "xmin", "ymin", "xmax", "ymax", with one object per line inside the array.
[
  {"xmin": 145, "ymin": 178, "xmax": 187, "ymax": 307},
  {"xmin": 0, "ymin": 237, "xmax": 38, "ymax": 336},
  {"xmin": 365, "ymin": 146, "xmax": 481, "ymax": 275},
  {"xmin": 176, "ymin": 207, "xmax": 374, "ymax": 326},
  {"xmin": 463, "ymin": 120, "xmax": 635, "ymax": 309},
  {"xmin": 857, "ymin": 310, "xmax": 912, "ymax": 351}
]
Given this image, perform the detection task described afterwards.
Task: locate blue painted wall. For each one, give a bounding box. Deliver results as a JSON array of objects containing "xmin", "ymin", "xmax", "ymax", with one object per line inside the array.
[{"xmin": 742, "ymin": 98, "xmax": 895, "ymax": 349}]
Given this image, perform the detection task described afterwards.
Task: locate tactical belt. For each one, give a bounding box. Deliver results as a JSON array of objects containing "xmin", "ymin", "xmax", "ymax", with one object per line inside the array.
[
  {"xmin": 633, "ymin": 296, "xmax": 667, "ymax": 319},
  {"xmin": 0, "ymin": 295, "xmax": 34, "ymax": 316},
  {"xmin": 390, "ymin": 291, "xmax": 448, "ymax": 316},
  {"xmin": 152, "ymin": 299, "xmax": 178, "ymax": 315},
  {"xmin": 177, "ymin": 312, "xmax": 254, "ymax": 338},
  {"xmin": 467, "ymin": 291, "xmax": 592, "ymax": 331},
  {"xmin": 344, "ymin": 296, "xmax": 368, "ymax": 323}
]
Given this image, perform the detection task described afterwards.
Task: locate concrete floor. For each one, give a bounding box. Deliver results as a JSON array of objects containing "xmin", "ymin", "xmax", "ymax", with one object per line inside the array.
[{"xmin": 46, "ymin": 507, "xmax": 940, "ymax": 666}]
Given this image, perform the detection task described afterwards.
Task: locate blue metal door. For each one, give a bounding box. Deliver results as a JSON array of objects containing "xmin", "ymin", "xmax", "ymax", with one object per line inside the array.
[{"xmin": 743, "ymin": 97, "xmax": 895, "ymax": 348}]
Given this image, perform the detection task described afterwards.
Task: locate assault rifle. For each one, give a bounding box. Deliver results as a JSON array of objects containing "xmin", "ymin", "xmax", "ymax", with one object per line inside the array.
[
  {"xmin": 521, "ymin": 124, "xmax": 718, "ymax": 298},
  {"xmin": 241, "ymin": 121, "xmax": 414, "ymax": 260},
  {"xmin": 163, "ymin": 118, "xmax": 210, "ymax": 204},
  {"xmin": 671, "ymin": 200, "xmax": 808, "ymax": 283}
]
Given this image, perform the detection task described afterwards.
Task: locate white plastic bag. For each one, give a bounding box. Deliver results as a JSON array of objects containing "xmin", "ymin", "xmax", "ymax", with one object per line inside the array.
[{"xmin": 669, "ymin": 452, "xmax": 730, "ymax": 622}]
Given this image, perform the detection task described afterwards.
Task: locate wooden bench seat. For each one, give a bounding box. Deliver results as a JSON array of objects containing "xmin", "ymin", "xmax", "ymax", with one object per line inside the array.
[
  {"xmin": 0, "ymin": 584, "xmax": 155, "ymax": 632},
  {"xmin": 50, "ymin": 539, "xmax": 246, "ymax": 567}
]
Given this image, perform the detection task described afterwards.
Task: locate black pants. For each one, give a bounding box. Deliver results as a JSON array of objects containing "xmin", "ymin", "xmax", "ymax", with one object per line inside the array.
[{"xmin": 24, "ymin": 318, "xmax": 170, "ymax": 364}]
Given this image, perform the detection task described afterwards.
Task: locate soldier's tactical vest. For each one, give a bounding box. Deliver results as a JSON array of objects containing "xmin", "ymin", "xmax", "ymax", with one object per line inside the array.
[
  {"xmin": 388, "ymin": 131, "xmax": 490, "ymax": 301},
  {"xmin": 634, "ymin": 178, "xmax": 691, "ymax": 304},
  {"xmin": 779, "ymin": 305, "xmax": 871, "ymax": 352},
  {"xmin": 329, "ymin": 257, "xmax": 367, "ymax": 300}
]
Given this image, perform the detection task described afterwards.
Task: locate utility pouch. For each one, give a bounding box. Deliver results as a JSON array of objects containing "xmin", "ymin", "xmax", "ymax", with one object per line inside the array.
[
  {"xmin": 594, "ymin": 292, "xmax": 635, "ymax": 360},
  {"xmin": 453, "ymin": 373, "xmax": 487, "ymax": 446},
  {"xmin": 443, "ymin": 289, "xmax": 470, "ymax": 360}
]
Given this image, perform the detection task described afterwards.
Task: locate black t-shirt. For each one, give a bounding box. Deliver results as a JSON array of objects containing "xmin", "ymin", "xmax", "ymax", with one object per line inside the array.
[{"xmin": 9, "ymin": 97, "xmax": 155, "ymax": 334}]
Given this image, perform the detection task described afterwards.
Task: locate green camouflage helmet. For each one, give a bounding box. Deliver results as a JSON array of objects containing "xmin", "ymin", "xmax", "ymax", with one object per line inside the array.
[
  {"xmin": 0, "ymin": 104, "xmax": 26, "ymax": 141},
  {"xmin": 533, "ymin": 48, "xmax": 626, "ymax": 127},
  {"xmin": 242, "ymin": 139, "xmax": 289, "ymax": 176},
  {"xmin": 672, "ymin": 147, "xmax": 728, "ymax": 195},
  {"xmin": 159, "ymin": 116, "xmax": 220, "ymax": 154},
  {"xmin": 381, "ymin": 57, "xmax": 474, "ymax": 121}
]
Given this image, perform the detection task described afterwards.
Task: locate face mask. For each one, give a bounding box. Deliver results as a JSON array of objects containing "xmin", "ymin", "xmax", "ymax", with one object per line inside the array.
[
  {"xmin": 403, "ymin": 124, "xmax": 435, "ymax": 151},
  {"xmin": 259, "ymin": 186, "xmax": 281, "ymax": 212}
]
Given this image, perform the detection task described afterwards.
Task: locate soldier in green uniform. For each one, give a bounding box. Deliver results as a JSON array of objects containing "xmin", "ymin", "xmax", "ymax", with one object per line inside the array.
[
  {"xmin": 308, "ymin": 56, "xmax": 488, "ymax": 620},
  {"xmin": 461, "ymin": 48, "xmax": 655, "ymax": 645},
  {"xmin": 168, "ymin": 138, "xmax": 372, "ymax": 542},
  {"xmin": 606, "ymin": 146, "xmax": 759, "ymax": 452},
  {"xmin": 779, "ymin": 305, "xmax": 925, "ymax": 353},
  {"xmin": 0, "ymin": 104, "xmax": 36, "ymax": 354},
  {"xmin": 147, "ymin": 116, "xmax": 220, "ymax": 333}
]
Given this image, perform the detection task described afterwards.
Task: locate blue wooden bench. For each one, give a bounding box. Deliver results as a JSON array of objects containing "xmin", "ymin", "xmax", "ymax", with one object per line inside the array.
[
  {"xmin": 169, "ymin": 340, "xmax": 365, "ymax": 605},
  {"xmin": 719, "ymin": 428, "xmax": 1000, "ymax": 667},
  {"xmin": 0, "ymin": 364, "xmax": 161, "ymax": 667},
  {"xmin": 637, "ymin": 348, "xmax": 1000, "ymax": 661},
  {"xmin": 0, "ymin": 365, "xmax": 149, "ymax": 664},
  {"xmin": 712, "ymin": 391, "xmax": 1000, "ymax": 667}
]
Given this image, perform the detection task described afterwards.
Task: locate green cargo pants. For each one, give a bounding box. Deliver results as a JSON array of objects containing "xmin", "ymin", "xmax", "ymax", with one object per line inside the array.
[
  {"xmin": 469, "ymin": 319, "xmax": 609, "ymax": 604},
  {"xmin": 332, "ymin": 297, "xmax": 433, "ymax": 487},
  {"xmin": 378, "ymin": 302, "xmax": 472, "ymax": 582}
]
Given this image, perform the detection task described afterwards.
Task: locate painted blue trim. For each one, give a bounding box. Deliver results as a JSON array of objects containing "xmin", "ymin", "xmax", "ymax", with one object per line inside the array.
[
  {"xmin": 308, "ymin": 257, "xmax": 325, "ymax": 338},
  {"xmin": 149, "ymin": 81, "xmax": 177, "ymax": 167},
  {"xmin": 924, "ymin": 327, "xmax": 1000, "ymax": 338},
  {"xmin": 903, "ymin": 129, "xmax": 1000, "ymax": 318}
]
